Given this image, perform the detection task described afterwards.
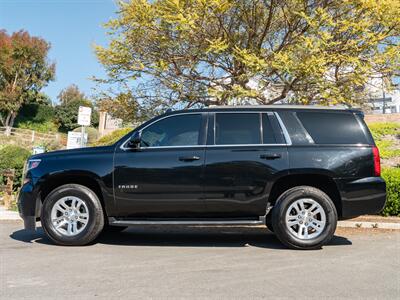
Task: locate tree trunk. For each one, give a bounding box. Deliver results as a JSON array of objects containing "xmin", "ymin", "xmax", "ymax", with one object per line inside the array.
[
  {"xmin": 5, "ymin": 112, "xmax": 12, "ymax": 127},
  {"xmin": 8, "ymin": 112, "xmax": 16, "ymax": 128},
  {"xmin": 4, "ymin": 112, "xmax": 16, "ymax": 136}
]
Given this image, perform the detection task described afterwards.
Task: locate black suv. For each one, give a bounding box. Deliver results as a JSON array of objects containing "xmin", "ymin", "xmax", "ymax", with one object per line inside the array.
[{"xmin": 18, "ymin": 105, "xmax": 386, "ymax": 249}]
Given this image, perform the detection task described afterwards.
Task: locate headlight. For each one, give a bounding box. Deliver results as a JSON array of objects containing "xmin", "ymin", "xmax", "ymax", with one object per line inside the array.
[{"xmin": 22, "ymin": 159, "xmax": 41, "ymax": 185}]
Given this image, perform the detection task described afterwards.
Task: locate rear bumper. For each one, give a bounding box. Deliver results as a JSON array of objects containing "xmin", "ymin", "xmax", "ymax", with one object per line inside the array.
[
  {"xmin": 336, "ymin": 177, "xmax": 386, "ymax": 219},
  {"xmin": 17, "ymin": 182, "xmax": 41, "ymax": 230}
]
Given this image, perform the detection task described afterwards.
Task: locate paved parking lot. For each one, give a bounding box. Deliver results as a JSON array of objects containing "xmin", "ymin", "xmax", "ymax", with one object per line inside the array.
[{"xmin": 1, "ymin": 220, "xmax": 399, "ymax": 299}]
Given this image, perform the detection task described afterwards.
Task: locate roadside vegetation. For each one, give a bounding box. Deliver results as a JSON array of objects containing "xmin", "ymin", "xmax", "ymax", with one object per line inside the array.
[
  {"xmin": 91, "ymin": 128, "xmax": 132, "ymax": 147},
  {"xmin": 368, "ymin": 123, "xmax": 400, "ymax": 167},
  {"xmin": 381, "ymin": 168, "xmax": 400, "ymax": 216},
  {"xmin": 368, "ymin": 122, "xmax": 400, "ymax": 216},
  {"xmin": 0, "ymin": 145, "xmax": 31, "ymax": 191}
]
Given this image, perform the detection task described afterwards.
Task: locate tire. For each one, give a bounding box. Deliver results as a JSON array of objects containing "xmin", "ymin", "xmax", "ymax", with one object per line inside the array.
[
  {"xmin": 271, "ymin": 186, "xmax": 337, "ymax": 250},
  {"xmin": 265, "ymin": 213, "xmax": 274, "ymax": 232},
  {"xmin": 41, "ymin": 184, "xmax": 105, "ymax": 246}
]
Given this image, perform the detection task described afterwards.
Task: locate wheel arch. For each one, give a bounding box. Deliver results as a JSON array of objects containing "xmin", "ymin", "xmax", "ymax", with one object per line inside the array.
[
  {"xmin": 38, "ymin": 171, "xmax": 111, "ymax": 218},
  {"xmin": 268, "ymin": 172, "xmax": 342, "ymax": 217}
]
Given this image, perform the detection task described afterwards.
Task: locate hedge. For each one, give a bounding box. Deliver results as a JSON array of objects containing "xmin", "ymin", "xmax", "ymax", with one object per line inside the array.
[
  {"xmin": 381, "ymin": 168, "xmax": 400, "ymax": 216},
  {"xmin": 0, "ymin": 145, "xmax": 31, "ymax": 190}
]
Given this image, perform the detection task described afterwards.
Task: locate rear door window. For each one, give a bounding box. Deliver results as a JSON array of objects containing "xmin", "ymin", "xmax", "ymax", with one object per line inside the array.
[
  {"xmin": 296, "ymin": 112, "xmax": 368, "ymax": 144},
  {"xmin": 215, "ymin": 113, "xmax": 261, "ymax": 145}
]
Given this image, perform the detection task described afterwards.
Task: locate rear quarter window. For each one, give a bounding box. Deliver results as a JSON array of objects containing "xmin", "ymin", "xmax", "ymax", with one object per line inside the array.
[{"xmin": 296, "ymin": 112, "xmax": 369, "ymax": 145}]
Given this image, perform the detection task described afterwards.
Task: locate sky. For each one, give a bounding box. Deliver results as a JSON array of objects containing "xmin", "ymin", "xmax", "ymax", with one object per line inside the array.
[{"xmin": 0, "ymin": 0, "xmax": 118, "ymax": 104}]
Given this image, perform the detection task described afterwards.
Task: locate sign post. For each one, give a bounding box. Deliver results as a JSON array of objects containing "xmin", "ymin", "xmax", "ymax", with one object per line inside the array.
[{"xmin": 77, "ymin": 106, "xmax": 92, "ymax": 147}]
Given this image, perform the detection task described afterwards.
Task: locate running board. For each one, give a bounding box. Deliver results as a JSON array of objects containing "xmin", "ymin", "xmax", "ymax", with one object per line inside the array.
[{"xmin": 109, "ymin": 217, "xmax": 265, "ymax": 226}]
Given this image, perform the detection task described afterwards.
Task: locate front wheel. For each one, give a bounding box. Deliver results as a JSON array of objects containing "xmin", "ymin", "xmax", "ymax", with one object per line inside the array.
[
  {"xmin": 272, "ymin": 186, "xmax": 337, "ymax": 250},
  {"xmin": 41, "ymin": 184, "xmax": 105, "ymax": 246}
]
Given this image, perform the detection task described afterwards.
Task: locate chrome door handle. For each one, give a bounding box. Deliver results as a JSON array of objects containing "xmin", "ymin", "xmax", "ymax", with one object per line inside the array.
[
  {"xmin": 179, "ymin": 156, "xmax": 200, "ymax": 162},
  {"xmin": 260, "ymin": 153, "xmax": 281, "ymax": 160}
]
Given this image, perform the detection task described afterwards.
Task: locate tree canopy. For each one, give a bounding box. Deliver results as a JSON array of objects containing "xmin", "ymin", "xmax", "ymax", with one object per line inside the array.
[
  {"xmin": 96, "ymin": 90, "xmax": 152, "ymax": 123},
  {"xmin": 0, "ymin": 30, "xmax": 55, "ymax": 127},
  {"xmin": 96, "ymin": 0, "xmax": 400, "ymax": 110},
  {"xmin": 55, "ymin": 97, "xmax": 99, "ymax": 132},
  {"xmin": 57, "ymin": 84, "xmax": 87, "ymax": 105}
]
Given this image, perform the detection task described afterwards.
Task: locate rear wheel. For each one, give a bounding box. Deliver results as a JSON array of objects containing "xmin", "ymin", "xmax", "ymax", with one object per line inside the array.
[
  {"xmin": 271, "ymin": 186, "xmax": 337, "ymax": 250},
  {"xmin": 41, "ymin": 184, "xmax": 104, "ymax": 246}
]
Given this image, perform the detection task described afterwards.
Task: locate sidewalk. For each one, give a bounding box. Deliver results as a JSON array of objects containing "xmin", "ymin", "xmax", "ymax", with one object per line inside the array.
[
  {"xmin": 0, "ymin": 205, "xmax": 20, "ymax": 220},
  {"xmin": 0, "ymin": 205, "xmax": 399, "ymax": 229}
]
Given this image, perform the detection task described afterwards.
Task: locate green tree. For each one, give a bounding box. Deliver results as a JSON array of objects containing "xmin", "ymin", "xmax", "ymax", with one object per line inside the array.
[
  {"xmin": 0, "ymin": 30, "xmax": 55, "ymax": 127},
  {"xmin": 96, "ymin": 91, "xmax": 150, "ymax": 123},
  {"xmin": 96, "ymin": 0, "xmax": 400, "ymax": 109},
  {"xmin": 55, "ymin": 85, "xmax": 99, "ymax": 132},
  {"xmin": 14, "ymin": 94, "xmax": 58, "ymax": 133},
  {"xmin": 56, "ymin": 98, "xmax": 99, "ymax": 132},
  {"xmin": 57, "ymin": 84, "xmax": 87, "ymax": 105}
]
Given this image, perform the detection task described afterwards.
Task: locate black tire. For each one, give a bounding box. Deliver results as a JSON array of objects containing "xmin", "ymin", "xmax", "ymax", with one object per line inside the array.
[
  {"xmin": 271, "ymin": 186, "xmax": 337, "ymax": 250},
  {"xmin": 265, "ymin": 213, "xmax": 274, "ymax": 232},
  {"xmin": 41, "ymin": 184, "xmax": 105, "ymax": 246}
]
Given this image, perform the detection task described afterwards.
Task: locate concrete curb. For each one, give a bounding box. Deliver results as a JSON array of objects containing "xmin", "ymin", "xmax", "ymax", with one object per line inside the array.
[
  {"xmin": 1, "ymin": 206, "xmax": 399, "ymax": 229},
  {"xmin": 337, "ymin": 220, "xmax": 400, "ymax": 230}
]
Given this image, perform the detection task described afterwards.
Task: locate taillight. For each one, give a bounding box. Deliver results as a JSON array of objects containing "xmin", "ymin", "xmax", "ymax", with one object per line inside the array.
[{"xmin": 372, "ymin": 146, "xmax": 381, "ymax": 176}]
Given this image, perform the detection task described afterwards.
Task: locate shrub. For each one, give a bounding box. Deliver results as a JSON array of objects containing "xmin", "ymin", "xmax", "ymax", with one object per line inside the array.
[
  {"xmin": 381, "ymin": 168, "xmax": 400, "ymax": 216},
  {"xmin": 17, "ymin": 120, "xmax": 59, "ymax": 133},
  {"xmin": 92, "ymin": 128, "xmax": 132, "ymax": 146},
  {"xmin": 0, "ymin": 145, "xmax": 31, "ymax": 190},
  {"xmin": 368, "ymin": 122, "xmax": 400, "ymax": 140},
  {"xmin": 15, "ymin": 102, "xmax": 59, "ymax": 133},
  {"xmin": 375, "ymin": 140, "xmax": 400, "ymax": 159},
  {"xmin": 368, "ymin": 122, "xmax": 400, "ymax": 162}
]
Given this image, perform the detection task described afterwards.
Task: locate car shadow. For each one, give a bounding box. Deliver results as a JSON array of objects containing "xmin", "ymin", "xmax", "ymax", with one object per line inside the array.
[{"xmin": 10, "ymin": 225, "xmax": 352, "ymax": 249}]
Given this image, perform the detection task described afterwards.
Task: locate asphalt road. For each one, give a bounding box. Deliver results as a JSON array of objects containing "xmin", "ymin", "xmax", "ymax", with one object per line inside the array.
[{"xmin": 1, "ymin": 220, "xmax": 399, "ymax": 299}]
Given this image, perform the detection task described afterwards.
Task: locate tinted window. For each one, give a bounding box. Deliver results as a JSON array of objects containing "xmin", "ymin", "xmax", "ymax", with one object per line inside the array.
[
  {"xmin": 296, "ymin": 112, "xmax": 368, "ymax": 144},
  {"xmin": 262, "ymin": 114, "xmax": 277, "ymax": 144},
  {"xmin": 215, "ymin": 113, "xmax": 261, "ymax": 145},
  {"xmin": 278, "ymin": 111, "xmax": 313, "ymax": 145},
  {"xmin": 141, "ymin": 114, "xmax": 202, "ymax": 147}
]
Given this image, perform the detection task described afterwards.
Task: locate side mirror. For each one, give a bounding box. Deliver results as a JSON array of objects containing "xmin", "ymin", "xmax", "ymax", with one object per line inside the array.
[{"xmin": 127, "ymin": 131, "xmax": 141, "ymax": 149}]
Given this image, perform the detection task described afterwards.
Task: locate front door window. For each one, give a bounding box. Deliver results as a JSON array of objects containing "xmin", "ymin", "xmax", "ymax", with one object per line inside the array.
[{"xmin": 141, "ymin": 114, "xmax": 202, "ymax": 147}]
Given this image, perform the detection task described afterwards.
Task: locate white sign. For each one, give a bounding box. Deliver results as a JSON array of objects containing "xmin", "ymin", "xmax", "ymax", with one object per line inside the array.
[
  {"xmin": 67, "ymin": 131, "xmax": 88, "ymax": 149},
  {"xmin": 32, "ymin": 146, "xmax": 45, "ymax": 154},
  {"xmin": 78, "ymin": 106, "xmax": 92, "ymax": 126}
]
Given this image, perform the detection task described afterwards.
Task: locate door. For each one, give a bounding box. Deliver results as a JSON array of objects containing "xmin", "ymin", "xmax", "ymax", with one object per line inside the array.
[
  {"xmin": 113, "ymin": 113, "xmax": 207, "ymax": 217},
  {"xmin": 203, "ymin": 112, "xmax": 289, "ymax": 217}
]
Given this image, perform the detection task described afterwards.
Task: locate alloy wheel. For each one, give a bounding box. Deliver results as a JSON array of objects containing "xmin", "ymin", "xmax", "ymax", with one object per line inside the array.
[
  {"xmin": 285, "ymin": 198, "xmax": 326, "ymax": 240},
  {"xmin": 50, "ymin": 196, "xmax": 89, "ymax": 236}
]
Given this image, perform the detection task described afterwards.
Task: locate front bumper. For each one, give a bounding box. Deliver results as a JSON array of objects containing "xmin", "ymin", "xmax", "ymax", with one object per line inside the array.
[
  {"xmin": 336, "ymin": 177, "xmax": 386, "ymax": 219},
  {"xmin": 17, "ymin": 182, "xmax": 41, "ymax": 230}
]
